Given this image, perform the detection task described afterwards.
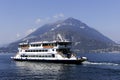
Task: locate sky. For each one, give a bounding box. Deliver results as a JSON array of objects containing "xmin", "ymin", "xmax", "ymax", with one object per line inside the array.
[{"xmin": 0, "ymin": 0, "xmax": 120, "ymax": 45}]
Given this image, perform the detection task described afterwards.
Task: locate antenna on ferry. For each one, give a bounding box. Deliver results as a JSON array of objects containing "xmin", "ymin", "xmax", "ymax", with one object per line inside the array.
[{"xmin": 57, "ymin": 34, "xmax": 64, "ymax": 42}]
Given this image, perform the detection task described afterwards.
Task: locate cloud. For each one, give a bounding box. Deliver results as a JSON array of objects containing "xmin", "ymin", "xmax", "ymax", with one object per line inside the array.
[
  {"xmin": 53, "ymin": 13, "xmax": 65, "ymax": 19},
  {"xmin": 26, "ymin": 28, "xmax": 36, "ymax": 36},
  {"xmin": 59, "ymin": 13, "xmax": 65, "ymax": 17},
  {"xmin": 34, "ymin": 13, "xmax": 65, "ymax": 25},
  {"xmin": 16, "ymin": 33, "xmax": 20, "ymax": 38},
  {"xmin": 53, "ymin": 15, "xmax": 58, "ymax": 19},
  {"xmin": 45, "ymin": 17, "xmax": 51, "ymax": 21},
  {"xmin": 35, "ymin": 18, "xmax": 42, "ymax": 24}
]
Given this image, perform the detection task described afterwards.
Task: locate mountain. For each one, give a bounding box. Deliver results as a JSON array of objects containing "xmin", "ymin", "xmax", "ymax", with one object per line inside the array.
[{"xmin": 0, "ymin": 17, "xmax": 115, "ymax": 53}]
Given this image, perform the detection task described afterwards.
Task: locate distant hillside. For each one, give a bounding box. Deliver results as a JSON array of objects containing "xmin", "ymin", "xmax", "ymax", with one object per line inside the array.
[{"xmin": 0, "ymin": 17, "xmax": 115, "ymax": 53}]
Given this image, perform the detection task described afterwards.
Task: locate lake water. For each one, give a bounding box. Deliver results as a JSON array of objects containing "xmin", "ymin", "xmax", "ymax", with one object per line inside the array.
[{"xmin": 0, "ymin": 53, "xmax": 120, "ymax": 80}]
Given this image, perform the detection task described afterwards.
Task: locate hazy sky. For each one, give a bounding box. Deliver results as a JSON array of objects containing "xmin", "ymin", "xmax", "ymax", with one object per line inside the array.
[{"xmin": 0, "ymin": 0, "xmax": 120, "ymax": 45}]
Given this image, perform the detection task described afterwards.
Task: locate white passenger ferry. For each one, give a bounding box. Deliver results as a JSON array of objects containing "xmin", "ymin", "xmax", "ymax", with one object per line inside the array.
[{"xmin": 11, "ymin": 35, "xmax": 87, "ymax": 64}]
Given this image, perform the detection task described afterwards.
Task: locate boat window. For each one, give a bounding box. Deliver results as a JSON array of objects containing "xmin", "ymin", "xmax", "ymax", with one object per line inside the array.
[
  {"xmin": 36, "ymin": 55, "xmax": 38, "ymax": 57},
  {"xmin": 21, "ymin": 54, "xmax": 27, "ymax": 57},
  {"xmin": 25, "ymin": 50, "xmax": 27, "ymax": 52},
  {"xmin": 52, "ymin": 54, "xmax": 55, "ymax": 57},
  {"xmin": 49, "ymin": 55, "xmax": 51, "ymax": 57},
  {"xmin": 43, "ymin": 43, "xmax": 48, "ymax": 46},
  {"xmin": 55, "ymin": 43, "xmax": 57, "ymax": 46}
]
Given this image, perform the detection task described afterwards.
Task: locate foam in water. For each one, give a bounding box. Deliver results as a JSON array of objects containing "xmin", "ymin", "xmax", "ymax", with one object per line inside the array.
[{"xmin": 83, "ymin": 61, "xmax": 119, "ymax": 66}]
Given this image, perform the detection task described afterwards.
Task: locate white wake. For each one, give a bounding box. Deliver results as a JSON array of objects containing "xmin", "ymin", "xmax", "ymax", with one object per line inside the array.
[{"xmin": 83, "ymin": 61, "xmax": 119, "ymax": 66}]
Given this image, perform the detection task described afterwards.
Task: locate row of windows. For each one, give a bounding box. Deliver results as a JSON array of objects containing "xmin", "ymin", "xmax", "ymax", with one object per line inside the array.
[
  {"xmin": 19, "ymin": 43, "xmax": 70, "ymax": 48},
  {"xmin": 43, "ymin": 43, "xmax": 57, "ymax": 46},
  {"xmin": 25, "ymin": 49, "xmax": 48, "ymax": 52},
  {"xmin": 21, "ymin": 54, "xmax": 55, "ymax": 58},
  {"xmin": 31, "ymin": 44, "xmax": 41, "ymax": 47},
  {"xmin": 19, "ymin": 45, "xmax": 29, "ymax": 47},
  {"xmin": 30, "ymin": 43, "xmax": 57, "ymax": 47}
]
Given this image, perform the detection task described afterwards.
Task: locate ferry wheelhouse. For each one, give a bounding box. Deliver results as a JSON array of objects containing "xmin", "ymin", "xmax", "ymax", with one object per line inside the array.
[{"xmin": 11, "ymin": 40, "xmax": 87, "ymax": 64}]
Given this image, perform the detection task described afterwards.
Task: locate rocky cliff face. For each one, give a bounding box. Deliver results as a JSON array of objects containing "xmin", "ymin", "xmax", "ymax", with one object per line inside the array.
[{"xmin": 0, "ymin": 17, "xmax": 115, "ymax": 53}]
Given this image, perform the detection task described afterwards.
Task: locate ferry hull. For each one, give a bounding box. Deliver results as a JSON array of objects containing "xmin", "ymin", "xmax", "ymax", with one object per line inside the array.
[{"xmin": 12, "ymin": 58, "xmax": 87, "ymax": 64}]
